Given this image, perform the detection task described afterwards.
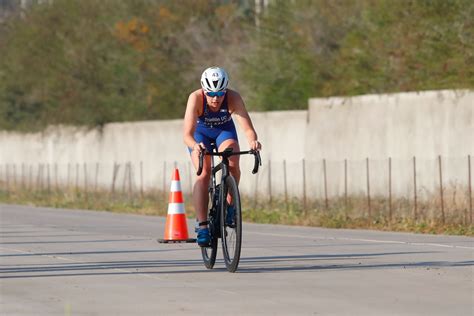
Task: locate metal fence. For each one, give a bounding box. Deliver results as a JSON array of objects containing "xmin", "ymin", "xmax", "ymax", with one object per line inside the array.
[{"xmin": 0, "ymin": 155, "xmax": 472, "ymax": 224}]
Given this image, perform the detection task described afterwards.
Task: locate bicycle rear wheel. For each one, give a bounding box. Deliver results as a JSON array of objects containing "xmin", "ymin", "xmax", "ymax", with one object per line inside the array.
[
  {"xmin": 201, "ymin": 186, "xmax": 218, "ymax": 269},
  {"xmin": 220, "ymin": 175, "xmax": 242, "ymax": 272}
]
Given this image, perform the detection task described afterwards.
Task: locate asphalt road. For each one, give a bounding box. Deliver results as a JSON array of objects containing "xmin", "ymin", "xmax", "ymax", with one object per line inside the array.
[{"xmin": 0, "ymin": 204, "xmax": 472, "ymax": 315}]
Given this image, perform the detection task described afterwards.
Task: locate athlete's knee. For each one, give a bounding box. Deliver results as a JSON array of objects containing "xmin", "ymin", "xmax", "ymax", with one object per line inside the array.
[
  {"xmin": 229, "ymin": 163, "xmax": 241, "ymax": 177},
  {"xmin": 195, "ymin": 168, "xmax": 210, "ymax": 186}
]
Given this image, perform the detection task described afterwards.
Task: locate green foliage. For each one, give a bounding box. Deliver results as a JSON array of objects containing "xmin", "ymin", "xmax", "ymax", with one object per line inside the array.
[
  {"xmin": 0, "ymin": 0, "xmax": 252, "ymax": 131},
  {"xmin": 0, "ymin": 0, "xmax": 147, "ymax": 130},
  {"xmin": 325, "ymin": 0, "xmax": 474, "ymax": 95},
  {"xmin": 0, "ymin": 0, "xmax": 472, "ymax": 131},
  {"xmin": 241, "ymin": 0, "xmax": 474, "ymax": 109},
  {"xmin": 240, "ymin": 1, "xmax": 319, "ymax": 110}
]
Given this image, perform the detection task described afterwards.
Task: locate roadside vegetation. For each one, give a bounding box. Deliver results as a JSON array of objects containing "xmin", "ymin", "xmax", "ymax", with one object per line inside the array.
[
  {"xmin": 0, "ymin": 188, "xmax": 471, "ymax": 236},
  {"xmin": 0, "ymin": 1, "xmax": 472, "ymax": 236},
  {"xmin": 0, "ymin": 0, "xmax": 473, "ymax": 131}
]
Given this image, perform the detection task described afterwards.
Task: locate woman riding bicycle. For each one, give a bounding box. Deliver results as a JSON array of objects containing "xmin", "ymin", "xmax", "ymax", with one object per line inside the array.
[{"xmin": 183, "ymin": 67, "xmax": 262, "ymax": 247}]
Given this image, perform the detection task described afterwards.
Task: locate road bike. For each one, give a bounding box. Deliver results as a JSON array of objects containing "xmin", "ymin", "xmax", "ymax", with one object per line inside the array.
[{"xmin": 197, "ymin": 144, "xmax": 261, "ymax": 272}]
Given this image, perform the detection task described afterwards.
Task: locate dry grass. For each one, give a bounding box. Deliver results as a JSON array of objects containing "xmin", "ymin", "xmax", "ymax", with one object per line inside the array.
[{"xmin": 0, "ymin": 188, "xmax": 472, "ymax": 236}]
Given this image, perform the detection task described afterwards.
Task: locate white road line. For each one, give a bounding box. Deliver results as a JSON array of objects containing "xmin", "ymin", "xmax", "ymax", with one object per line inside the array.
[{"xmin": 248, "ymin": 232, "xmax": 474, "ymax": 250}]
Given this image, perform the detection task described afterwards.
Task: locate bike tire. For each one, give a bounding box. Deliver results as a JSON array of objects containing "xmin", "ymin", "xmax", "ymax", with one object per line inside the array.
[
  {"xmin": 201, "ymin": 186, "xmax": 218, "ymax": 269},
  {"xmin": 220, "ymin": 175, "xmax": 242, "ymax": 272},
  {"xmin": 201, "ymin": 235, "xmax": 218, "ymax": 269}
]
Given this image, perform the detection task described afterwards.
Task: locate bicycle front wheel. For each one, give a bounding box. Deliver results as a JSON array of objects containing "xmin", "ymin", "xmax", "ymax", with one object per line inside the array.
[
  {"xmin": 201, "ymin": 235, "xmax": 218, "ymax": 269},
  {"xmin": 220, "ymin": 175, "xmax": 242, "ymax": 272}
]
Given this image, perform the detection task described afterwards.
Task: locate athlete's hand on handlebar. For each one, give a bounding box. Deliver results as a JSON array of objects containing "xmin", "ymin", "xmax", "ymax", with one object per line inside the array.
[
  {"xmin": 193, "ymin": 142, "xmax": 205, "ymax": 153},
  {"xmin": 249, "ymin": 140, "xmax": 262, "ymax": 151}
]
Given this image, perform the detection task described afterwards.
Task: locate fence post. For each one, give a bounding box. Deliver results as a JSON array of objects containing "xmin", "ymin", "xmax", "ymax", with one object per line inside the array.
[
  {"xmin": 2, "ymin": 165, "xmax": 4, "ymax": 191},
  {"xmin": 468, "ymin": 155, "xmax": 472, "ymax": 224},
  {"xmin": 83, "ymin": 163, "xmax": 88, "ymax": 199},
  {"xmin": 366, "ymin": 158, "xmax": 371, "ymax": 222},
  {"xmin": 47, "ymin": 163, "xmax": 51, "ymax": 193},
  {"xmin": 302, "ymin": 159, "xmax": 307, "ymax": 212},
  {"xmin": 13, "ymin": 164, "xmax": 17, "ymax": 191},
  {"xmin": 323, "ymin": 159, "xmax": 328, "ymax": 212},
  {"xmin": 54, "ymin": 163, "xmax": 58, "ymax": 191},
  {"xmin": 29, "ymin": 164, "xmax": 33, "ymax": 190},
  {"xmin": 438, "ymin": 155, "xmax": 445, "ymax": 224},
  {"xmin": 140, "ymin": 161, "xmax": 144, "ymax": 199},
  {"xmin": 2, "ymin": 164, "xmax": 5, "ymax": 191},
  {"xmin": 344, "ymin": 159, "xmax": 348, "ymax": 213},
  {"xmin": 95, "ymin": 162, "xmax": 99, "ymax": 192},
  {"xmin": 75, "ymin": 163, "xmax": 79, "ymax": 192},
  {"xmin": 128, "ymin": 162, "xmax": 133, "ymax": 199},
  {"xmin": 283, "ymin": 160, "xmax": 288, "ymax": 210},
  {"xmin": 6, "ymin": 164, "xmax": 10, "ymax": 192},
  {"xmin": 41, "ymin": 164, "xmax": 45, "ymax": 191},
  {"xmin": 268, "ymin": 159, "xmax": 272, "ymax": 205},
  {"xmin": 389, "ymin": 157, "xmax": 392, "ymax": 222},
  {"xmin": 413, "ymin": 156, "xmax": 417, "ymax": 221},
  {"xmin": 21, "ymin": 163, "xmax": 25, "ymax": 190},
  {"xmin": 122, "ymin": 162, "xmax": 127, "ymax": 194},
  {"xmin": 67, "ymin": 163, "xmax": 71, "ymax": 191},
  {"xmin": 111, "ymin": 162, "xmax": 119, "ymax": 195},
  {"xmin": 36, "ymin": 163, "xmax": 40, "ymax": 191}
]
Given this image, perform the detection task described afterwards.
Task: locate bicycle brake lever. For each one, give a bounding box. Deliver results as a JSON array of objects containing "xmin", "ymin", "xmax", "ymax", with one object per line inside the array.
[
  {"xmin": 197, "ymin": 150, "xmax": 204, "ymax": 176},
  {"xmin": 251, "ymin": 150, "xmax": 262, "ymax": 174}
]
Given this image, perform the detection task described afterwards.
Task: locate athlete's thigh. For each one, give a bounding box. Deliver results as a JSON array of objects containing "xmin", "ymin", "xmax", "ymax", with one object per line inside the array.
[
  {"xmin": 216, "ymin": 128, "xmax": 238, "ymax": 150},
  {"xmin": 218, "ymin": 138, "xmax": 240, "ymax": 166},
  {"xmin": 190, "ymin": 148, "xmax": 211, "ymax": 175}
]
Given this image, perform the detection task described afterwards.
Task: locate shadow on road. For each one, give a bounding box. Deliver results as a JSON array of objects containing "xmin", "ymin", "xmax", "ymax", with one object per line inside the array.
[
  {"xmin": 237, "ymin": 253, "xmax": 474, "ymax": 273},
  {"xmin": 1, "ymin": 250, "xmax": 472, "ymax": 278}
]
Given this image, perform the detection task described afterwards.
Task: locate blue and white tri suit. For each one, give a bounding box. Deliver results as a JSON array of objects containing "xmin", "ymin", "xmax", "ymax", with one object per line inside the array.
[{"xmin": 190, "ymin": 91, "xmax": 238, "ymax": 152}]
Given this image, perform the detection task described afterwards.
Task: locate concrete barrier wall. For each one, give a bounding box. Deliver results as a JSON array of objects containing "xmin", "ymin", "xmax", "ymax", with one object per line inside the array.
[
  {"xmin": 0, "ymin": 111, "xmax": 308, "ymax": 196},
  {"xmin": 305, "ymin": 90, "xmax": 473, "ymax": 199},
  {"xmin": 306, "ymin": 90, "xmax": 473, "ymax": 160},
  {"xmin": 0, "ymin": 90, "xmax": 472, "ymax": 200}
]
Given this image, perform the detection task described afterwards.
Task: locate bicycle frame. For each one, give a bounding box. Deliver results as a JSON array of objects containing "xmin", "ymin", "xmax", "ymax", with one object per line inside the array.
[
  {"xmin": 197, "ymin": 145, "xmax": 261, "ymax": 272},
  {"xmin": 206, "ymin": 147, "xmax": 259, "ymax": 231}
]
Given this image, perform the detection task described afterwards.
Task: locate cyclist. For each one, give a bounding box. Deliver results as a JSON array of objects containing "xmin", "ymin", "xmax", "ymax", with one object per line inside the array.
[{"xmin": 183, "ymin": 66, "xmax": 262, "ymax": 247}]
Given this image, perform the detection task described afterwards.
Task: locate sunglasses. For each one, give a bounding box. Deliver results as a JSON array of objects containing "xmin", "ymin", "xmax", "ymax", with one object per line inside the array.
[{"xmin": 206, "ymin": 91, "xmax": 226, "ymax": 97}]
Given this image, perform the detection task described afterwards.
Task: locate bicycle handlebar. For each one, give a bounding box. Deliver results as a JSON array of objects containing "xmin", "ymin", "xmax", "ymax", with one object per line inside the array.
[{"xmin": 197, "ymin": 148, "xmax": 261, "ymax": 176}]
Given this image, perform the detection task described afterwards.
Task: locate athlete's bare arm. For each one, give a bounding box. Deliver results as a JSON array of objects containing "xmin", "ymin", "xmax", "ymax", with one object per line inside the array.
[
  {"xmin": 228, "ymin": 90, "xmax": 261, "ymax": 151},
  {"xmin": 183, "ymin": 90, "xmax": 203, "ymax": 149}
]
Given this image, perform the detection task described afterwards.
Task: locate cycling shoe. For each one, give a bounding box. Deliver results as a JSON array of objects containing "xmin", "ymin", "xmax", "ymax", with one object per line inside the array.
[
  {"xmin": 197, "ymin": 228, "xmax": 211, "ymax": 247},
  {"xmin": 226, "ymin": 205, "xmax": 236, "ymax": 228}
]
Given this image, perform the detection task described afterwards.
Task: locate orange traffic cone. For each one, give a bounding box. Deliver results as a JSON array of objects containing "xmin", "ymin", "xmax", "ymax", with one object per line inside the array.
[{"xmin": 158, "ymin": 168, "xmax": 196, "ymax": 243}]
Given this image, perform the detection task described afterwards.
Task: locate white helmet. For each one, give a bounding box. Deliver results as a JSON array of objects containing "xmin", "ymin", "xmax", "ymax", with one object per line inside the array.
[{"xmin": 200, "ymin": 67, "xmax": 229, "ymax": 92}]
